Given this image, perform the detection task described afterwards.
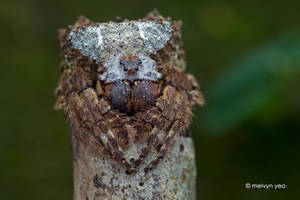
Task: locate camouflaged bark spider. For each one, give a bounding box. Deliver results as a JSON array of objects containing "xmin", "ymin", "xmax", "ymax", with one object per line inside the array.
[{"xmin": 55, "ymin": 11, "xmax": 204, "ymax": 174}]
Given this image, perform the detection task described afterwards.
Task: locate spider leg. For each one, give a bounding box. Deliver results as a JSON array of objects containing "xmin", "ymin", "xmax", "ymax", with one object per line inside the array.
[
  {"xmin": 143, "ymin": 120, "xmax": 184, "ymax": 173},
  {"xmin": 131, "ymin": 87, "xmax": 175, "ymax": 169},
  {"xmin": 60, "ymin": 68, "xmax": 135, "ymax": 171},
  {"xmin": 142, "ymin": 84, "xmax": 191, "ymax": 173},
  {"xmin": 132, "ymin": 133, "xmax": 158, "ymax": 168}
]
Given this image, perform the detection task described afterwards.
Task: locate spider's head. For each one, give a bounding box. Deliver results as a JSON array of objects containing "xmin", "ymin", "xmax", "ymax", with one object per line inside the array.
[
  {"xmin": 98, "ymin": 51, "xmax": 163, "ymax": 113},
  {"xmin": 65, "ymin": 13, "xmax": 184, "ymax": 113},
  {"xmin": 98, "ymin": 52, "xmax": 162, "ymax": 83}
]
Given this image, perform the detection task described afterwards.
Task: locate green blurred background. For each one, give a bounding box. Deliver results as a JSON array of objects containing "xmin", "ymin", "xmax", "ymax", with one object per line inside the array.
[{"xmin": 1, "ymin": 0, "xmax": 300, "ymax": 199}]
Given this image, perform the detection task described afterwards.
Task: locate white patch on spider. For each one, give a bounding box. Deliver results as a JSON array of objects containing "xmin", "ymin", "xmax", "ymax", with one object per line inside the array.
[
  {"xmin": 100, "ymin": 134, "xmax": 108, "ymax": 143},
  {"xmin": 136, "ymin": 21, "xmax": 172, "ymax": 54},
  {"xmin": 98, "ymin": 53, "xmax": 161, "ymax": 82},
  {"xmin": 107, "ymin": 129, "xmax": 116, "ymax": 139},
  {"xmin": 69, "ymin": 26, "xmax": 103, "ymax": 60},
  {"xmin": 99, "ymin": 52, "xmax": 126, "ymax": 82},
  {"xmin": 69, "ymin": 20, "xmax": 172, "ymax": 82},
  {"xmin": 96, "ymin": 28, "xmax": 103, "ymax": 47},
  {"xmin": 69, "ymin": 21, "xmax": 172, "ymax": 56},
  {"xmin": 136, "ymin": 54, "xmax": 161, "ymax": 80}
]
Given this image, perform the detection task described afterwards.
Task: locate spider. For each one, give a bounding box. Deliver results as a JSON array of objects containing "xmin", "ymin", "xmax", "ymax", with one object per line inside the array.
[{"xmin": 55, "ymin": 12, "xmax": 204, "ymax": 174}]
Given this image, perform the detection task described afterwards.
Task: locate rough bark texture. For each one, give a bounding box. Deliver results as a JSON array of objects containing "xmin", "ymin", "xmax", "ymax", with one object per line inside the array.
[
  {"xmin": 55, "ymin": 11, "xmax": 204, "ymax": 200},
  {"xmin": 72, "ymin": 125, "xmax": 197, "ymax": 200}
]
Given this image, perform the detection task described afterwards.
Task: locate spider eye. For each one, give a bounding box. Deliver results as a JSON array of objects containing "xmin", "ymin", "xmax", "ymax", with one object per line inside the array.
[
  {"xmin": 136, "ymin": 59, "xmax": 142, "ymax": 65},
  {"xmin": 119, "ymin": 59, "xmax": 141, "ymax": 73},
  {"xmin": 119, "ymin": 60, "xmax": 126, "ymax": 66},
  {"xmin": 120, "ymin": 60, "xmax": 129, "ymax": 71}
]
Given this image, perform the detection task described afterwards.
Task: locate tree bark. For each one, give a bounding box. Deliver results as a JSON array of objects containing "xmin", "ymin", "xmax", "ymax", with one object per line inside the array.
[{"xmin": 71, "ymin": 125, "xmax": 197, "ymax": 200}]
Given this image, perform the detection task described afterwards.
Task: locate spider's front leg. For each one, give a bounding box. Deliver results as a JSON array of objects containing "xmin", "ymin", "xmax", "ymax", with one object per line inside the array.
[
  {"xmin": 57, "ymin": 68, "xmax": 135, "ymax": 171},
  {"xmin": 142, "ymin": 71, "xmax": 202, "ymax": 173},
  {"xmin": 143, "ymin": 120, "xmax": 183, "ymax": 173}
]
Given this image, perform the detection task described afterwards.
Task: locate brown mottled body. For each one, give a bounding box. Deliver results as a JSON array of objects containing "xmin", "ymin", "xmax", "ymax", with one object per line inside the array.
[{"xmin": 55, "ymin": 11, "xmax": 204, "ymax": 200}]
